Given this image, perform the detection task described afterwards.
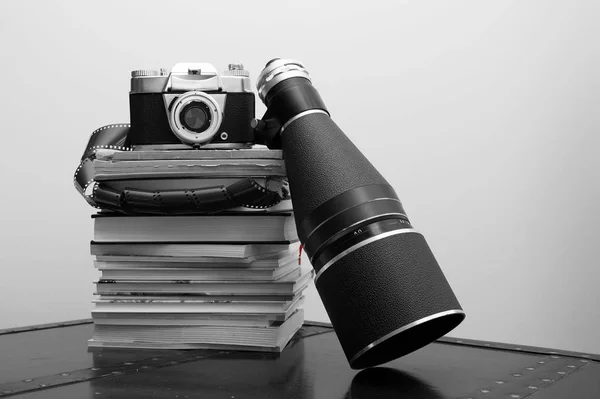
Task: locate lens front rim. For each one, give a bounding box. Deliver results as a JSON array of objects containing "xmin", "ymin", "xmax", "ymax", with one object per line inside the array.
[
  {"xmin": 168, "ymin": 91, "xmax": 222, "ymax": 145},
  {"xmin": 349, "ymin": 309, "xmax": 466, "ymax": 369}
]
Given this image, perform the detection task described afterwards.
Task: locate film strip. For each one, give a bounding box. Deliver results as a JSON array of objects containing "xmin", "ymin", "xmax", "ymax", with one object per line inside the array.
[{"xmin": 73, "ymin": 124, "xmax": 288, "ymax": 214}]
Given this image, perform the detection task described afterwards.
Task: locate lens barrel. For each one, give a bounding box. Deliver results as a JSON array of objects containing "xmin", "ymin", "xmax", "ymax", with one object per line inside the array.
[{"xmin": 257, "ymin": 59, "xmax": 465, "ymax": 369}]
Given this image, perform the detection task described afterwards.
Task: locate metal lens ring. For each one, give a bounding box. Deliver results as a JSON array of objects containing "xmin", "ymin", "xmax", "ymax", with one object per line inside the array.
[
  {"xmin": 256, "ymin": 59, "xmax": 311, "ymax": 102},
  {"xmin": 169, "ymin": 91, "xmax": 222, "ymax": 145}
]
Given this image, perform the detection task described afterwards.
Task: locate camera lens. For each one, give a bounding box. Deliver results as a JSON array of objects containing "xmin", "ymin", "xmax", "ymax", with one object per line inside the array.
[
  {"xmin": 256, "ymin": 59, "xmax": 465, "ymax": 369},
  {"xmin": 168, "ymin": 91, "xmax": 222, "ymax": 145},
  {"xmin": 180, "ymin": 101, "xmax": 212, "ymax": 133}
]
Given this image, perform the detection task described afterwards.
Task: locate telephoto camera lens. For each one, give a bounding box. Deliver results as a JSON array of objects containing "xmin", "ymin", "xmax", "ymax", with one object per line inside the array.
[{"xmin": 256, "ymin": 59, "xmax": 466, "ymax": 369}]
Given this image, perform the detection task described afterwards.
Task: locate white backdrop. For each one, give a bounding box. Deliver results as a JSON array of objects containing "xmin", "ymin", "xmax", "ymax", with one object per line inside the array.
[{"xmin": 0, "ymin": 1, "xmax": 599, "ymax": 354}]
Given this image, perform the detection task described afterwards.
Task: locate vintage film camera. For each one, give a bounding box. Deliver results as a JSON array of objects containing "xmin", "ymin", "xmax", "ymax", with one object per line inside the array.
[{"xmin": 127, "ymin": 63, "xmax": 256, "ymax": 149}]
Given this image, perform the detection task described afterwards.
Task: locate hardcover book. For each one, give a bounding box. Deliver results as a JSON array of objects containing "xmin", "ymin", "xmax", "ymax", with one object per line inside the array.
[{"xmin": 93, "ymin": 213, "xmax": 298, "ymax": 243}]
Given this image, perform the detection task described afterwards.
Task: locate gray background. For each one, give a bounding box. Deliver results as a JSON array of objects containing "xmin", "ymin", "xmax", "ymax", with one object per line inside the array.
[{"xmin": 1, "ymin": 1, "xmax": 599, "ymax": 353}]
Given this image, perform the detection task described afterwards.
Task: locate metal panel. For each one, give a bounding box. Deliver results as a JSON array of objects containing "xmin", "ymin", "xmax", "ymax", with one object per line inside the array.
[{"xmin": 0, "ymin": 320, "xmax": 598, "ymax": 398}]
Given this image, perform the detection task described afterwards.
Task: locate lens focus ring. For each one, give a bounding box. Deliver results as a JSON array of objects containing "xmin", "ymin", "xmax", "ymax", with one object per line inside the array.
[{"xmin": 256, "ymin": 59, "xmax": 310, "ymax": 102}]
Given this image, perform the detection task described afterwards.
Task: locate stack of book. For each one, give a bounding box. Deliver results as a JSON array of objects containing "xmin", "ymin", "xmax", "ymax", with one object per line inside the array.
[{"xmin": 87, "ymin": 148, "xmax": 311, "ymax": 352}]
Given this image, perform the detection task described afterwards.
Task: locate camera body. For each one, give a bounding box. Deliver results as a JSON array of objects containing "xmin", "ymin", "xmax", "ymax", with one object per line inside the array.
[{"xmin": 127, "ymin": 63, "xmax": 255, "ymax": 148}]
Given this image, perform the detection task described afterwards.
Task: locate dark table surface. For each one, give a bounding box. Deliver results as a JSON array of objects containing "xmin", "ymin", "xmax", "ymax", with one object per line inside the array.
[{"xmin": 0, "ymin": 320, "xmax": 598, "ymax": 398}]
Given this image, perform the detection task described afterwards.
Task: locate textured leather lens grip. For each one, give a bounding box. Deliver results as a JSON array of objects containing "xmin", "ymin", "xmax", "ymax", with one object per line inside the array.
[
  {"xmin": 315, "ymin": 231, "xmax": 465, "ymax": 369},
  {"xmin": 281, "ymin": 112, "xmax": 390, "ymax": 223}
]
